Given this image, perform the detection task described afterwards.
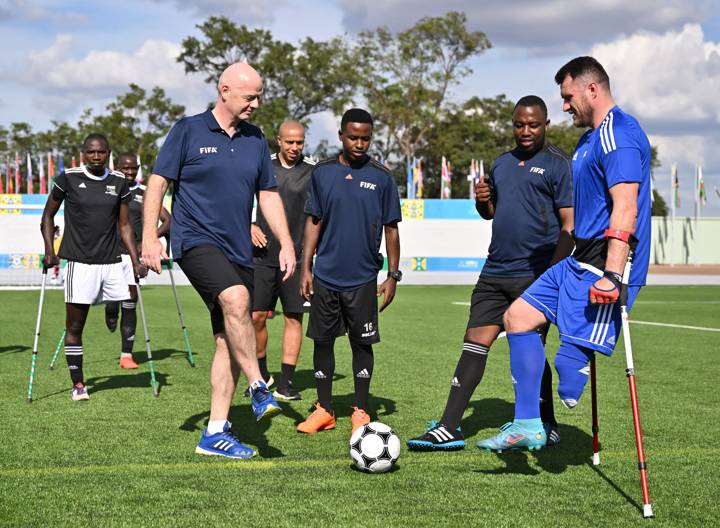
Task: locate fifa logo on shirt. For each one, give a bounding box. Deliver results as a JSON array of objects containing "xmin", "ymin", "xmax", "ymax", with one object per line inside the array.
[
  {"xmin": 105, "ymin": 185, "xmax": 117, "ymax": 196},
  {"xmin": 360, "ymin": 181, "xmax": 377, "ymax": 190},
  {"xmin": 199, "ymin": 147, "xmax": 218, "ymax": 154},
  {"xmin": 529, "ymin": 167, "xmax": 545, "ymax": 175}
]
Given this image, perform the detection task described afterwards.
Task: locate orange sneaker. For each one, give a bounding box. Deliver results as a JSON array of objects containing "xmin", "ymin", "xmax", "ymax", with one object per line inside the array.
[
  {"xmin": 297, "ymin": 403, "xmax": 336, "ymax": 434},
  {"xmin": 351, "ymin": 407, "xmax": 371, "ymax": 433},
  {"xmin": 120, "ymin": 356, "xmax": 139, "ymax": 369}
]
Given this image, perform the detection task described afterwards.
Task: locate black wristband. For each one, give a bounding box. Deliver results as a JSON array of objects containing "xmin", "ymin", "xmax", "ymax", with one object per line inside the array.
[{"xmin": 602, "ymin": 271, "xmax": 623, "ymax": 290}]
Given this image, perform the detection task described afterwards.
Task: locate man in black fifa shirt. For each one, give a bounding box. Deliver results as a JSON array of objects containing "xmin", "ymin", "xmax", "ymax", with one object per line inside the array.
[
  {"xmin": 105, "ymin": 152, "xmax": 170, "ymax": 369},
  {"xmin": 250, "ymin": 120, "xmax": 314, "ymax": 400},
  {"xmin": 407, "ymin": 96, "xmax": 574, "ymax": 450},
  {"xmin": 297, "ymin": 108, "xmax": 402, "ymax": 435},
  {"xmin": 41, "ymin": 134, "xmax": 146, "ymax": 401}
]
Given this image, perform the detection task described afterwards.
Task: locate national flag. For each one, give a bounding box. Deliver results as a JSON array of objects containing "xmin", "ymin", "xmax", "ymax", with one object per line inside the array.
[
  {"xmin": 697, "ymin": 165, "xmax": 706, "ymax": 207},
  {"xmin": 672, "ymin": 163, "xmax": 679, "ymax": 208},
  {"xmin": 6, "ymin": 156, "xmax": 13, "ymax": 193},
  {"xmin": 136, "ymin": 154, "xmax": 143, "ymax": 184},
  {"xmin": 14, "ymin": 152, "xmax": 20, "ymax": 192},
  {"xmin": 38, "ymin": 153, "xmax": 46, "ymax": 194},
  {"xmin": 440, "ymin": 156, "xmax": 451, "ymax": 199},
  {"xmin": 26, "ymin": 152, "xmax": 33, "ymax": 194},
  {"xmin": 416, "ymin": 159, "xmax": 423, "ymax": 198},
  {"xmin": 406, "ymin": 158, "xmax": 413, "ymax": 199}
]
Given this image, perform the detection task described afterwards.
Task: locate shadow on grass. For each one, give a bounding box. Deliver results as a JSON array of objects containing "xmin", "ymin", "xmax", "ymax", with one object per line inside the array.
[
  {"xmin": 180, "ymin": 404, "xmax": 285, "ymax": 459},
  {"xmin": 587, "ymin": 462, "xmax": 643, "ymax": 513},
  {"xmin": 86, "ymin": 371, "xmax": 171, "ymax": 395},
  {"xmin": 145, "ymin": 348, "xmax": 197, "ymax": 366},
  {"xmin": 0, "ymin": 344, "xmax": 30, "ymax": 355},
  {"xmin": 178, "ymin": 391, "xmax": 398, "ymax": 459}
]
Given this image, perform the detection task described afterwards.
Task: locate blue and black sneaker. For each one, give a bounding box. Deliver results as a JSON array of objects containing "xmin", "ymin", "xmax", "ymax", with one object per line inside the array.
[
  {"xmin": 250, "ymin": 379, "xmax": 282, "ymax": 421},
  {"xmin": 406, "ymin": 420, "xmax": 466, "ymax": 451},
  {"xmin": 544, "ymin": 422, "xmax": 561, "ymax": 447},
  {"xmin": 195, "ymin": 422, "xmax": 256, "ymax": 459}
]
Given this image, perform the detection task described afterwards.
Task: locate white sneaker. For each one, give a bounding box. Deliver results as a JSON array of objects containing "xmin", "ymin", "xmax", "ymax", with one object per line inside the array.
[{"xmin": 71, "ymin": 383, "xmax": 90, "ymax": 401}]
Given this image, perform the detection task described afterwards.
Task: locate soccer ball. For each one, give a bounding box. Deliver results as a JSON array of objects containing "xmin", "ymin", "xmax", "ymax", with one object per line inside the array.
[{"xmin": 349, "ymin": 421, "xmax": 401, "ymax": 473}]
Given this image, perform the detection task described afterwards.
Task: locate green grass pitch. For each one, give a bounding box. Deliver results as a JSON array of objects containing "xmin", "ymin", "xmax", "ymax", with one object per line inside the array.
[{"xmin": 1, "ymin": 284, "xmax": 719, "ymax": 527}]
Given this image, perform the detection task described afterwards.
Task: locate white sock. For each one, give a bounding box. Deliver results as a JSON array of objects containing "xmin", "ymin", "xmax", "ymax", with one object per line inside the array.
[
  {"xmin": 120, "ymin": 352, "xmax": 132, "ymax": 359},
  {"xmin": 249, "ymin": 378, "xmax": 264, "ymax": 390},
  {"xmin": 207, "ymin": 420, "xmax": 229, "ymax": 435}
]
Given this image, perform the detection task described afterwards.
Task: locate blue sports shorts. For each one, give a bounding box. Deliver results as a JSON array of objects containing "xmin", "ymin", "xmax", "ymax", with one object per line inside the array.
[{"xmin": 520, "ymin": 257, "xmax": 641, "ymax": 356}]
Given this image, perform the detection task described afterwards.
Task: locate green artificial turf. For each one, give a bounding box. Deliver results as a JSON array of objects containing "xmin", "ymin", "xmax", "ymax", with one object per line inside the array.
[{"xmin": 1, "ymin": 285, "xmax": 718, "ymax": 527}]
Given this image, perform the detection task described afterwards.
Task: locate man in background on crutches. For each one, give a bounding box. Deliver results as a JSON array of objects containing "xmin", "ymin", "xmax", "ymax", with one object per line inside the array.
[
  {"xmin": 477, "ymin": 56, "xmax": 651, "ymax": 455},
  {"xmin": 105, "ymin": 153, "xmax": 171, "ymax": 369}
]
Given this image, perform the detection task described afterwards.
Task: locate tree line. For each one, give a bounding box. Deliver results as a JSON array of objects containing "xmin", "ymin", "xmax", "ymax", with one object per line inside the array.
[{"xmin": 0, "ymin": 11, "xmax": 666, "ymax": 212}]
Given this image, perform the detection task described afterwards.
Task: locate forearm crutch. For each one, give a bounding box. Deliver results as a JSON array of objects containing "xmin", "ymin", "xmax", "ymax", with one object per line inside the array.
[
  {"xmin": 166, "ymin": 259, "xmax": 195, "ymax": 367},
  {"xmin": 135, "ymin": 282, "xmax": 160, "ymax": 397},
  {"xmin": 27, "ymin": 268, "xmax": 48, "ymax": 402}
]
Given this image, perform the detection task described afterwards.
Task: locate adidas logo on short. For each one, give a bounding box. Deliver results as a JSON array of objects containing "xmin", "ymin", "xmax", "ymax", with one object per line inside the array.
[
  {"xmin": 579, "ymin": 365, "xmax": 591, "ymax": 376},
  {"xmin": 314, "ymin": 371, "xmax": 327, "ymax": 379},
  {"xmin": 356, "ymin": 369, "xmax": 371, "ymax": 379},
  {"xmin": 78, "ymin": 182, "xmax": 87, "ymax": 188},
  {"xmin": 606, "ymin": 335, "xmax": 616, "ymax": 346},
  {"xmin": 451, "ymin": 377, "xmax": 461, "ymax": 388}
]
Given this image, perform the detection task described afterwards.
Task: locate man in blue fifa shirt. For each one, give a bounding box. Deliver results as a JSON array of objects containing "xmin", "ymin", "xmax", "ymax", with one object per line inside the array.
[
  {"xmin": 143, "ymin": 63, "xmax": 296, "ymax": 459},
  {"xmin": 296, "ymin": 108, "xmax": 402, "ymax": 435},
  {"xmin": 478, "ymin": 56, "xmax": 652, "ymax": 452},
  {"xmin": 408, "ymin": 96, "xmax": 573, "ymax": 451}
]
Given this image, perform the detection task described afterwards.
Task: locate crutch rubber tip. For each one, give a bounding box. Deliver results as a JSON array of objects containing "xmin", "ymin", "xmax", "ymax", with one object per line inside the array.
[
  {"xmin": 592, "ymin": 453, "xmax": 600, "ymax": 466},
  {"xmin": 643, "ymin": 504, "xmax": 654, "ymax": 518}
]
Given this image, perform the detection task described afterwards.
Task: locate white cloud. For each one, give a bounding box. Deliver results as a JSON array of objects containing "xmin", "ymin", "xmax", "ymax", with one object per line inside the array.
[
  {"xmin": 0, "ymin": 0, "xmax": 87, "ymax": 25},
  {"xmin": 337, "ymin": 0, "xmax": 709, "ymax": 51},
  {"xmin": 593, "ymin": 24, "xmax": 720, "ymax": 132},
  {"xmin": 150, "ymin": 0, "xmax": 287, "ymax": 25},
  {"xmin": 13, "ymin": 34, "xmax": 212, "ymax": 120}
]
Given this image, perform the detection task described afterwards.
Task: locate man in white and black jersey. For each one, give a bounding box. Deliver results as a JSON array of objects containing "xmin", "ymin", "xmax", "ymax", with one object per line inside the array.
[
  {"xmin": 250, "ymin": 120, "xmax": 315, "ymax": 401},
  {"xmin": 41, "ymin": 134, "xmax": 146, "ymax": 401},
  {"xmin": 104, "ymin": 152, "xmax": 170, "ymax": 369}
]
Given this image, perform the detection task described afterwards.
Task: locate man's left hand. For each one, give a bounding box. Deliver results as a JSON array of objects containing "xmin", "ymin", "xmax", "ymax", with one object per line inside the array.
[
  {"xmin": 377, "ymin": 278, "xmax": 397, "ymax": 312},
  {"xmin": 278, "ymin": 245, "xmax": 296, "ymax": 282},
  {"xmin": 589, "ymin": 276, "xmax": 619, "ymax": 304},
  {"xmin": 133, "ymin": 260, "xmax": 148, "ymax": 280}
]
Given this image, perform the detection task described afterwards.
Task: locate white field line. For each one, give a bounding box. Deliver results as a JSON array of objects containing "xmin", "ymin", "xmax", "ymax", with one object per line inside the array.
[{"xmin": 451, "ymin": 302, "xmax": 720, "ymax": 333}]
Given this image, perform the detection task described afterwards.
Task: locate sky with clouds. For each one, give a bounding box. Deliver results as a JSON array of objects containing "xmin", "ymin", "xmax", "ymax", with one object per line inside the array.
[{"xmin": 1, "ymin": 0, "xmax": 719, "ymax": 215}]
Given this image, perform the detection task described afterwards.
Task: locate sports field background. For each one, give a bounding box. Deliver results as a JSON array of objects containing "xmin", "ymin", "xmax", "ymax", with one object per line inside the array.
[{"xmin": 2, "ymin": 285, "xmax": 719, "ymax": 527}]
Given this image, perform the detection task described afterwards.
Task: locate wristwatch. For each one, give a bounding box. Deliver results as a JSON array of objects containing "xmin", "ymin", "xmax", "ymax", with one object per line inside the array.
[{"xmin": 387, "ymin": 270, "xmax": 403, "ymax": 282}]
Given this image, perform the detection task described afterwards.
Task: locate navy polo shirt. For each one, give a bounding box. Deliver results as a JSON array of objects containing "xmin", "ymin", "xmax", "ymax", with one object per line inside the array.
[
  {"xmin": 305, "ymin": 156, "xmax": 402, "ymax": 291},
  {"xmin": 482, "ymin": 143, "xmax": 573, "ymax": 278},
  {"xmin": 153, "ymin": 110, "xmax": 276, "ymax": 266}
]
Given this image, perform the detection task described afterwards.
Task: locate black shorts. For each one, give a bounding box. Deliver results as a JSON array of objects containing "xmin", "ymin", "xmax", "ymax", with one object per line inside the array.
[
  {"xmin": 467, "ymin": 275, "xmax": 536, "ymax": 329},
  {"xmin": 177, "ymin": 245, "xmax": 253, "ymax": 335},
  {"xmin": 306, "ymin": 279, "xmax": 379, "ymax": 344},
  {"xmin": 252, "ymin": 262, "xmax": 309, "ymax": 314}
]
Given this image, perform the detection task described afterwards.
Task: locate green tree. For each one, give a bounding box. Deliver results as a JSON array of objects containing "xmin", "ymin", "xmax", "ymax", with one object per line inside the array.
[
  {"xmin": 78, "ymin": 84, "xmax": 185, "ymax": 170},
  {"xmin": 354, "ymin": 11, "xmax": 491, "ymax": 172},
  {"xmin": 178, "ymin": 16, "xmax": 356, "ymax": 138}
]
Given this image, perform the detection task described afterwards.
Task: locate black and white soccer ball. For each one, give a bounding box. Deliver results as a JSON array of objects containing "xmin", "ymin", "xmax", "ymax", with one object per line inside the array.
[{"xmin": 349, "ymin": 421, "xmax": 401, "ymax": 473}]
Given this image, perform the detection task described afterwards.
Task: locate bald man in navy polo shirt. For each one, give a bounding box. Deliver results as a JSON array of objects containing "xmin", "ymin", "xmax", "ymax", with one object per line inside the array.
[{"xmin": 143, "ymin": 63, "xmax": 296, "ymax": 459}]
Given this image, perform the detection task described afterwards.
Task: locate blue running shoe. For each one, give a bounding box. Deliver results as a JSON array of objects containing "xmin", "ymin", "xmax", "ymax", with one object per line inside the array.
[
  {"xmin": 407, "ymin": 420, "xmax": 465, "ymax": 451},
  {"xmin": 195, "ymin": 423, "xmax": 256, "ymax": 459},
  {"xmin": 250, "ymin": 380, "xmax": 282, "ymax": 421},
  {"xmin": 476, "ymin": 421, "xmax": 547, "ymax": 453}
]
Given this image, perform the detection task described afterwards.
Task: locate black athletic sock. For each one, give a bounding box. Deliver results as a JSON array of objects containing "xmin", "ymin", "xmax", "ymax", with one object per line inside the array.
[
  {"xmin": 258, "ymin": 356, "xmax": 271, "ymax": 380},
  {"xmin": 120, "ymin": 301, "xmax": 137, "ymax": 354},
  {"xmin": 351, "ymin": 342, "xmax": 374, "ymax": 410},
  {"xmin": 439, "ymin": 341, "xmax": 490, "ymax": 430},
  {"xmin": 105, "ymin": 301, "xmax": 119, "ymax": 321},
  {"xmin": 313, "ymin": 340, "xmax": 335, "ymax": 411},
  {"xmin": 65, "ymin": 345, "xmax": 84, "ymax": 385},
  {"xmin": 539, "ymin": 359, "xmax": 557, "ymax": 427},
  {"xmin": 279, "ymin": 362, "xmax": 296, "ymax": 389}
]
